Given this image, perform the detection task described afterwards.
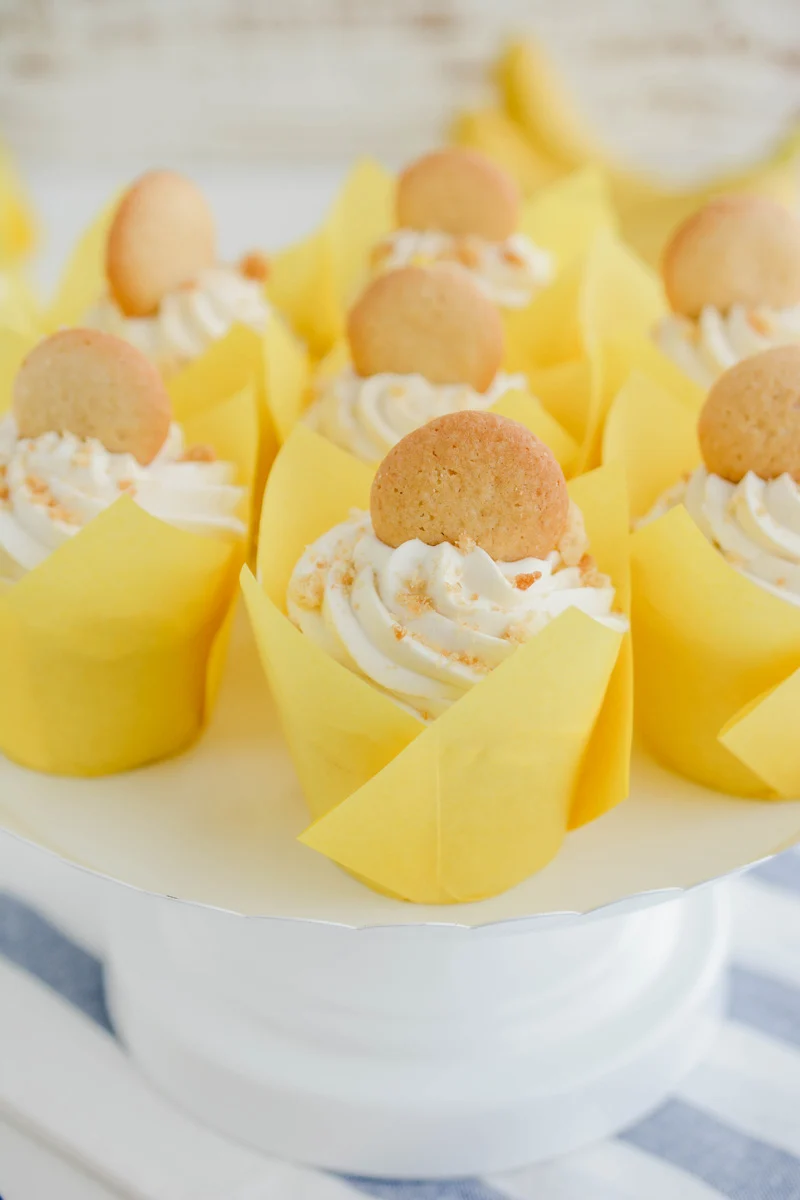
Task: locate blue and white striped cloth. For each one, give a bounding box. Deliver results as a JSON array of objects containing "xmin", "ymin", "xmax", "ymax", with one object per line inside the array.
[{"xmin": 2, "ymin": 849, "xmax": 800, "ymax": 1200}]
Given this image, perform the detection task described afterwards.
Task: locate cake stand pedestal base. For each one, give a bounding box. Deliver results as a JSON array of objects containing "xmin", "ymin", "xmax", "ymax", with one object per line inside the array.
[{"xmin": 105, "ymin": 883, "xmax": 728, "ymax": 1179}]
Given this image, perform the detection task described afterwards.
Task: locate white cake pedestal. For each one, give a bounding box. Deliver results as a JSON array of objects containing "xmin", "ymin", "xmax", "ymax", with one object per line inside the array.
[
  {"xmin": 103, "ymin": 883, "xmax": 727, "ymax": 1177},
  {"xmin": 0, "ymin": 613, "xmax": 796, "ymax": 1177}
]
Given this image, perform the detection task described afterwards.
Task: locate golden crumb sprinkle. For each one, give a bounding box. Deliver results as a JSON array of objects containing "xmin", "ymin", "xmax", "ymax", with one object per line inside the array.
[
  {"xmin": 49, "ymin": 503, "xmax": 77, "ymax": 525},
  {"xmin": 239, "ymin": 250, "xmax": 270, "ymax": 282},
  {"xmin": 456, "ymin": 534, "xmax": 477, "ymax": 554},
  {"xmin": 26, "ymin": 475, "xmax": 48, "ymax": 497},
  {"xmin": 0, "ymin": 485, "xmax": 9, "ymax": 504},
  {"xmin": 501, "ymin": 245, "xmax": 525, "ymax": 266},
  {"xmin": 182, "ymin": 443, "xmax": 216, "ymax": 463},
  {"xmin": 748, "ymin": 311, "xmax": 770, "ymax": 336},
  {"xmin": 514, "ymin": 571, "xmax": 541, "ymax": 590},
  {"xmin": 454, "ymin": 236, "xmax": 481, "ymax": 269},
  {"xmin": 502, "ymin": 621, "xmax": 529, "ymax": 645},
  {"xmin": 290, "ymin": 570, "xmax": 325, "ymax": 611},
  {"xmin": 578, "ymin": 553, "xmax": 610, "ymax": 588},
  {"xmin": 449, "ymin": 649, "xmax": 488, "ymax": 671},
  {"xmin": 393, "ymin": 624, "xmax": 406, "ymax": 640},
  {"xmin": 397, "ymin": 577, "xmax": 434, "ymax": 616}
]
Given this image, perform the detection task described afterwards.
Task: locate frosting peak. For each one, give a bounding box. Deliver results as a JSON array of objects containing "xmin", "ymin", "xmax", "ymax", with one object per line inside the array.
[
  {"xmin": 305, "ymin": 367, "xmax": 526, "ymax": 463},
  {"xmin": 655, "ymin": 303, "xmax": 800, "ymax": 389},
  {"xmin": 288, "ymin": 505, "xmax": 626, "ymax": 719},
  {"xmin": 371, "ymin": 230, "xmax": 553, "ymax": 309},
  {"xmin": 86, "ymin": 264, "xmax": 270, "ymax": 376},
  {"xmin": 642, "ymin": 467, "xmax": 800, "ymax": 604},
  {"xmin": 0, "ymin": 416, "xmax": 245, "ymax": 579}
]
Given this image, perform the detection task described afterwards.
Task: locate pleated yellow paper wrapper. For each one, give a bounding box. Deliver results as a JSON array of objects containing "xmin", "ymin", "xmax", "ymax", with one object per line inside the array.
[
  {"xmin": 268, "ymin": 159, "xmax": 394, "ymax": 361},
  {"xmin": 453, "ymin": 38, "xmax": 800, "ymax": 270},
  {"xmin": 0, "ymin": 330, "xmax": 259, "ymax": 778},
  {"xmin": 0, "ymin": 139, "xmax": 36, "ymax": 267},
  {"xmin": 0, "ymin": 139, "xmax": 39, "ymax": 333},
  {"xmin": 268, "ymin": 156, "xmax": 616, "ymax": 367},
  {"xmin": 241, "ymin": 423, "xmax": 631, "ymax": 903},
  {"xmin": 604, "ymin": 372, "xmax": 800, "ymax": 799},
  {"xmin": 27, "ymin": 191, "xmax": 309, "ymax": 504},
  {"xmin": 509, "ymin": 225, "xmax": 703, "ymax": 474}
]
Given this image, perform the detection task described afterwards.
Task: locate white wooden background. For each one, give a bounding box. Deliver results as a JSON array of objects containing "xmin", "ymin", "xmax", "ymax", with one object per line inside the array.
[{"xmin": 1, "ymin": 0, "xmax": 799, "ymax": 181}]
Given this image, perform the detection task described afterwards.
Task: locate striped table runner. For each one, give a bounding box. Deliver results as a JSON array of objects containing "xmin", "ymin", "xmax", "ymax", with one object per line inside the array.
[{"xmin": 1, "ymin": 850, "xmax": 799, "ymax": 1200}]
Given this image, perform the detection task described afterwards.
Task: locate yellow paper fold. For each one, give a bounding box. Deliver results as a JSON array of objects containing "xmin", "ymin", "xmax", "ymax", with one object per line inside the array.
[
  {"xmin": 720, "ymin": 671, "xmax": 800, "ymax": 799},
  {"xmin": 45, "ymin": 195, "xmax": 119, "ymax": 333},
  {"xmin": 0, "ymin": 335, "xmax": 257, "ymax": 777},
  {"xmin": 0, "ymin": 499, "xmax": 238, "ymax": 776},
  {"xmin": 242, "ymin": 425, "xmax": 630, "ymax": 903},
  {"xmin": 517, "ymin": 166, "xmax": 617, "ymax": 265},
  {"xmin": 456, "ymin": 38, "xmax": 800, "ymax": 269},
  {"xmin": 0, "ymin": 139, "xmax": 36, "ymax": 266},
  {"xmin": 631, "ymin": 507, "xmax": 800, "ymax": 797},
  {"xmin": 512, "ymin": 230, "xmax": 667, "ymax": 471},
  {"xmin": 268, "ymin": 159, "xmax": 394, "ymax": 359},
  {"xmin": 502, "ymin": 167, "xmax": 617, "ymax": 374},
  {"xmin": 450, "ymin": 108, "xmax": 561, "ymax": 195},
  {"xmin": 603, "ymin": 372, "xmax": 700, "ymax": 521}
]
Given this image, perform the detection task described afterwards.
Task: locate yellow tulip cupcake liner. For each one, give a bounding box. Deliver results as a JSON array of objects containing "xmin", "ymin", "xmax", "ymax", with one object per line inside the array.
[
  {"xmin": 268, "ymin": 159, "xmax": 395, "ymax": 360},
  {"xmin": 241, "ymin": 423, "xmax": 631, "ymax": 904},
  {"xmin": 604, "ymin": 372, "xmax": 800, "ymax": 799},
  {"xmin": 0, "ymin": 138, "xmax": 36, "ymax": 267},
  {"xmin": 453, "ymin": 37, "xmax": 800, "ymax": 271},
  {"xmin": 0, "ymin": 140, "xmax": 39, "ymax": 334},
  {"xmin": 0, "ymin": 336, "xmax": 259, "ymax": 778},
  {"xmin": 512, "ymin": 227, "xmax": 703, "ymax": 473}
]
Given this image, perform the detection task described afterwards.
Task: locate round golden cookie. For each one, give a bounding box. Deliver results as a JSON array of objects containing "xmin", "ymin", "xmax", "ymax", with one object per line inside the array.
[
  {"xmin": 371, "ymin": 410, "xmax": 569, "ymax": 561},
  {"xmin": 347, "ymin": 265, "xmax": 504, "ymax": 393},
  {"xmin": 396, "ymin": 148, "xmax": 521, "ymax": 242},
  {"xmin": 13, "ymin": 329, "xmax": 172, "ymax": 465},
  {"xmin": 662, "ymin": 195, "xmax": 800, "ymax": 318},
  {"xmin": 698, "ymin": 345, "xmax": 800, "ymax": 483},
  {"xmin": 106, "ymin": 169, "xmax": 216, "ymax": 317}
]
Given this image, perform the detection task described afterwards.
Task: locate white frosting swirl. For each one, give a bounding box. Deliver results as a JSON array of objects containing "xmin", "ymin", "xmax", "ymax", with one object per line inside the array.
[
  {"xmin": 643, "ymin": 467, "xmax": 800, "ymax": 605},
  {"xmin": 655, "ymin": 304, "xmax": 800, "ymax": 389},
  {"xmin": 372, "ymin": 230, "xmax": 553, "ymax": 309},
  {"xmin": 85, "ymin": 265, "xmax": 270, "ymax": 376},
  {"xmin": 305, "ymin": 368, "xmax": 527, "ymax": 463},
  {"xmin": 0, "ymin": 416, "xmax": 245, "ymax": 578},
  {"xmin": 288, "ymin": 507, "xmax": 626, "ymax": 719}
]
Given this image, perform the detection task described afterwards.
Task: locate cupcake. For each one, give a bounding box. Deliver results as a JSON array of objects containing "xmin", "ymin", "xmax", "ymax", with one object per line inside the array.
[
  {"xmin": 243, "ymin": 410, "xmax": 631, "ymax": 902},
  {"xmin": 370, "ymin": 148, "xmax": 553, "ymax": 310},
  {"xmin": 626, "ymin": 348, "xmax": 800, "ymax": 797},
  {"xmin": 304, "ymin": 264, "xmax": 573, "ymax": 465},
  {"xmin": 641, "ymin": 348, "xmax": 800, "ymax": 604},
  {"xmin": 82, "ymin": 170, "xmax": 271, "ymax": 378},
  {"xmin": 655, "ymin": 196, "xmax": 800, "ymax": 390},
  {"xmin": 290, "ymin": 411, "xmax": 625, "ymax": 719},
  {"xmin": 0, "ymin": 329, "xmax": 251, "ymax": 775}
]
